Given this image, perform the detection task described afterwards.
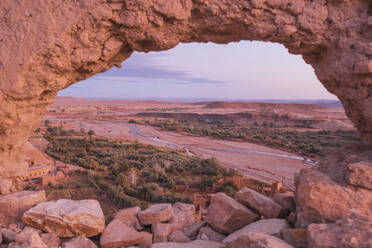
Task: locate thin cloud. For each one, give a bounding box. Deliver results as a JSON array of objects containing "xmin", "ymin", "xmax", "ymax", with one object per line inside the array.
[{"xmin": 93, "ymin": 53, "xmax": 225, "ymax": 85}]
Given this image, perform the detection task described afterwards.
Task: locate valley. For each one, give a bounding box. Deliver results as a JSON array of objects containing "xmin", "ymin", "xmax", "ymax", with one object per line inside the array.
[{"xmin": 39, "ymin": 97, "xmax": 358, "ymax": 190}]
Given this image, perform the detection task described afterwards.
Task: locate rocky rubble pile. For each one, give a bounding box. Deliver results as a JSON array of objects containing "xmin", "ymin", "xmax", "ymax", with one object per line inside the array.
[{"xmin": 0, "ymin": 158, "xmax": 371, "ymax": 247}]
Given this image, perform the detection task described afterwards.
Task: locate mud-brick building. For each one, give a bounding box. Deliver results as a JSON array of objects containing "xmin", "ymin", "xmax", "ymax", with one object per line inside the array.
[{"xmin": 20, "ymin": 163, "xmax": 52, "ymax": 180}]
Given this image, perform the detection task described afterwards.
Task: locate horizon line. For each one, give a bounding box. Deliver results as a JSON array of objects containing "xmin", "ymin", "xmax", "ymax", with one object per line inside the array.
[{"xmin": 56, "ymin": 95, "xmax": 340, "ymax": 103}]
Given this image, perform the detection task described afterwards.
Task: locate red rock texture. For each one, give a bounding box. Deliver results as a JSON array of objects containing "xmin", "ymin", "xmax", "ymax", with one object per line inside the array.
[{"xmin": 0, "ymin": 0, "xmax": 371, "ymax": 182}]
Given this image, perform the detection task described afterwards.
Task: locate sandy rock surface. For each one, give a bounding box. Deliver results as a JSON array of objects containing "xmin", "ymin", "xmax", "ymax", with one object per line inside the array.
[
  {"xmin": 115, "ymin": 206, "xmax": 143, "ymax": 231},
  {"xmin": 168, "ymin": 230, "xmax": 191, "ymax": 243},
  {"xmin": 223, "ymin": 232, "xmax": 294, "ymax": 248},
  {"xmin": 151, "ymin": 240, "xmax": 226, "ymax": 248},
  {"xmin": 100, "ymin": 219, "xmax": 143, "ymax": 248},
  {"xmin": 139, "ymin": 204, "xmax": 173, "ymax": 225},
  {"xmin": 345, "ymin": 161, "xmax": 372, "ymax": 190},
  {"xmin": 295, "ymin": 169, "xmax": 372, "ymax": 223},
  {"xmin": 152, "ymin": 203, "xmax": 195, "ymax": 243},
  {"xmin": 206, "ymin": 193, "xmax": 259, "ymax": 234},
  {"xmin": 307, "ymin": 215, "xmax": 372, "ymax": 248},
  {"xmin": 281, "ymin": 229, "xmax": 307, "ymax": 248},
  {"xmin": 8, "ymin": 227, "xmax": 47, "ymax": 248},
  {"xmin": 40, "ymin": 233, "xmax": 60, "ymax": 248},
  {"xmin": 182, "ymin": 221, "xmax": 206, "ymax": 239},
  {"xmin": 62, "ymin": 237, "xmax": 98, "ymax": 248},
  {"xmin": 197, "ymin": 226, "xmax": 225, "ymax": 243},
  {"xmin": 0, "ymin": 191, "xmax": 46, "ymax": 225},
  {"xmin": 22, "ymin": 199, "xmax": 105, "ymax": 237},
  {"xmin": 235, "ymin": 187, "xmax": 285, "ymax": 218},
  {"xmin": 224, "ymin": 219, "xmax": 290, "ymax": 241},
  {"xmin": 273, "ymin": 193, "xmax": 296, "ymax": 213}
]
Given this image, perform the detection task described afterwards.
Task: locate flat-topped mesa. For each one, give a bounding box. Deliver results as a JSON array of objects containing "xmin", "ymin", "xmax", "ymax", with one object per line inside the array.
[{"xmin": 0, "ymin": 0, "xmax": 371, "ymax": 185}]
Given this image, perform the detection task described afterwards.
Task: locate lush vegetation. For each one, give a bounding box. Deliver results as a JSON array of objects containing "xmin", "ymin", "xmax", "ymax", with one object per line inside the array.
[
  {"xmin": 44, "ymin": 126, "xmax": 237, "ymax": 209},
  {"xmin": 144, "ymin": 119, "xmax": 361, "ymax": 157}
]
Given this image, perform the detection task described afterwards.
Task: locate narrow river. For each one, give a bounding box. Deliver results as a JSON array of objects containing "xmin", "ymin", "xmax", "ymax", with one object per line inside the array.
[{"xmin": 125, "ymin": 122, "xmax": 316, "ymax": 165}]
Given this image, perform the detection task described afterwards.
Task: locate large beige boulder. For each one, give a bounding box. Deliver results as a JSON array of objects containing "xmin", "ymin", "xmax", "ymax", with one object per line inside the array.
[
  {"xmin": 7, "ymin": 227, "xmax": 47, "ymax": 248},
  {"xmin": 62, "ymin": 237, "xmax": 98, "ymax": 248},
  {"xmin": 224, "ymin": 219, "xmax": 289, "ymax": 242},
  {"xmin": 307, "ymin": 215, "xmax": 372, "ymax": 248},
  {"xmin": 0, "ymin": 191, "xmax": 46, "ymax": 225},
  {"xmin": 171, "ymin": 203, "xmax": 195, "ymax": 228},
  {"xmin": 235, "ymin": 187, "xmax": 285, "ymax": 218},
  {"xmin": 139, "ymin": 204, "xmax": 173, "ymax": 225},
  {"xmin": 206, "ymin": 193, "xmax": 259, "ymax": 234},
  {"xmin": 223, "ymin": 232, "xmax": 294, "ymax": 248},
  {"xmin": 115, "ymin": 206, "xmax": 143, "ymax": 231},
  {"xmin": 151, "ymin": 240, "xmax": 226, "ymax": 248},
  {"xmin": 100, "ymin": 219, "xmax": 143, "ymax": 248},
  {"xmin": 152, "ymin": 203, "xmax": 195, "ymax": 243},
  {"xmin": 345, "ymin": 161, "xmax": 372, "ymax": 190},
  {"xmin": 295, "ymin": 169, "xmax": 372, "ymax": 223},
  {"xmin": 22, "ymin": 199, "xmax": 105, "ymax": 237}
]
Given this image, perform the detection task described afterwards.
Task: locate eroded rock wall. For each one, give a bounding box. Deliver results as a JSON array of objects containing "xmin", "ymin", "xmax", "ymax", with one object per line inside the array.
[{"xmin": 0, "ymin": 0, "xmax": 371, "ymax": 182}]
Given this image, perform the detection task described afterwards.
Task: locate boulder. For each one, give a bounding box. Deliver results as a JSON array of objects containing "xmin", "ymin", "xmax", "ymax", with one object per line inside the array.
[
  {"xmin": 139, "ymin": 232, "xmax": 153, "ymax": 248},
  {"xmin": 294, "ymin": 210, "xmax": 312, "ymax": 228},
  {"xmin": 235, "ymin": 187, "xmax": 285, "ymax": 218},
  {"xmin": 168, "ymin": 230, "xmax": 191, "ymax": 243},
  {"xmin": 0, "ymin": 191, "xmax": 46, "ymax": 225},
  {"xmin": 286, "ymin": 213, "xmax": 296, "ymax": 226},
  {"xmin": 23, "ymin": 226, "xmax": 42, "ymax": 235},
  {"xmin": 182, "ymin": 221, "xmax": 206, "ymax": 239},
  {"xmin": 0, "ymin": 179, "xmax": 21, "ymax": 195},
  {"xmin": 273, "ymin": 193, "xmax": 296, "ymax": 213},
  {"xmin": 153, "ymin": 223, "xmax": 173, "ymax": 243},
  {"xmin": 295, "ymin": 169, "xmax": 372, "ymax": 223},
  {"xmin": 171, "ymin": 203, "xmax": 195, "ymax": 228},
  {"xmin": 224, "ymin": 219, "xmax": 289, "ymax": 242},
  {"xmin": 100, "ymin": 219, "xmax": 143, "ymax": 248},
  {"xmin": 223, "ymin": 232, "xmax": 294, "ymax": 248},
  {"xmin": 345, "ymin": 161, "xmax": 372, "ymax": 190},
  {"xmin": 7, "ymin": 223, "xmax": 24, "ymax": 234},
  {"xmin": 62, "ymin": 237, "xmax": 98, "ymax": 248},
  {"xmin": 206, "ymin": 193, "xmax": 259, "ymax": 234},
  {"xmin": 152, "ymin": 203, "xmax": 195, "ymax": 243},
  {"xmin": 307, "ymin": 215, "xmax": 372, "ymax": 248},
  {"xmin": 281, "ymin": 229, "xmax": 307, "ymax": 248},
  {"xmin": 197, "ymin": 226, "xmax": 225, "ymax": 243},
  {"xmin": 7, "ymin": 227, "xmax": 47, "ymax": 248},
  {"xmin": 139, "ymin": 204, "xmax": 173, "ymax": 225},
  {"xmin": 115, "ymin": 206, "xmax": 143, "ymax": 231},
  {"xmin": 1, "ymin": 228, "xmax": 17, "ymax": 243},
  {"xmin": 22, "ymin": 199, "xmax": 105, "ymax": 237},
  {"xmin": 151, "ymin": 240, "xmax": 226, "ymax": 248},
  {"xmin": 40, "ymin": 233, "xmax": 60, "ymax": 248}
]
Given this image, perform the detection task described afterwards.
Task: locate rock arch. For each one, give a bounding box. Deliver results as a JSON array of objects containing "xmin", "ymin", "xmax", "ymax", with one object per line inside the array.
[{"xmin": 0, "ymin": 0, "xmax": 371, "ymax": 181}]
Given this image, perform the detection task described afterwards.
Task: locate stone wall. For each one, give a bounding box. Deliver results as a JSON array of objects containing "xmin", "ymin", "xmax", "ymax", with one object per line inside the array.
[{"xmin": 19, "ymin": 164, "xmax": 52, "ymax": 181}]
